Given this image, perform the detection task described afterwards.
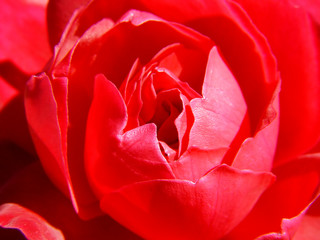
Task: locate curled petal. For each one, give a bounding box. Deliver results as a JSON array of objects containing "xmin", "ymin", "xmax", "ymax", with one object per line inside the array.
[
  {"xmin": 0, "ymin": 203, "xmax": 64, "ymax": 240},
  {"xmin": 85, "ymin": 74, "xmax": 175, "ymax": 197}
]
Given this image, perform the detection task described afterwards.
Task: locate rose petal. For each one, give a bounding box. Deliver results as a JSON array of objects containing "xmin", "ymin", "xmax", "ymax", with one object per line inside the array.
[
  {"xmin": 170, "ymin": 147, "xmax": 228, "ymax": 182},
  {"xmin": 233, "ymin": 0, "xmax": 320, "ymax": 166},
  {"xmin": 188, "ymin": 46, "xmax": 248, "ymax": 150},
  {"xmin": 53, "ymin": 10, "xmax": 210, "ymax": 215},
  {"xmin": 231, "ymin": 83, "xmax": 280, "ymax": 171},
  {"xmin": 47, "ymin": 0, "xmax": 89, "ymax": 48},
  {"xmin": 225, "ymin": 153, "xmax": 320, "ymax": 239},
  {"xmin": 0, "ymin": 0, "xmax": 51, "ymax": 74},
  {"xmin": 256, "ymin": 193, "xmax": 320, "ymax": 240},
  {"xmin": 0, "ymin": 203, "xmax": 64, "ymax": 240},
  {"xmin": 0, "ymin": 161, "xmax": 142, "ymax": 240},
  {"xmin": 289, "ymin": 0, "xmax": 320, "ymax": 24},
  {"xmin": 138, "ymin": 0, "xmax": 279, "ymax": 132},
  {"xmin": 25, "ymin": 73, "xmax": 100, "ymax": 219},
  {"xmin": 100, "ymin": 164, "xmax": 274, "ymax": 240},
  {"xmin": 85, "ymin": 74, "xmax": 175, "ymax": 197}
]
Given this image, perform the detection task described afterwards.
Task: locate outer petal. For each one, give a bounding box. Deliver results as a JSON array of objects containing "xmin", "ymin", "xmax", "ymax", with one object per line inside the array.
[
  {"xmin": 225, "ymin": 153, "xmax": 320, "ymax": 239},
  {"xmin": 256, "ymin": 193, "xmax": 320, "ymax": 240},
  {"xmin": 0, "ymin": 203, "xmax": 64, "ymax": 240},
  {"xmin": 25, "ymin": 74, "xmax": 99, "ymax": 219},
  {"xmin": 291, "ymin": 194, "xmax": 320, "ymax": 240},
  {"xmin": 232, "ymin": 0, "xmax": 320, "ymax": 165},
  {"xmin": 100, "ymin": 164, "xmax": 274, "ymax": 240},
  {"xmin": 0, "ymin": 162, "xmax": 142, "ymax": 240},
  {"xmin": 0, "ymin": 0, "xmax": 51, "ymax": 74}
]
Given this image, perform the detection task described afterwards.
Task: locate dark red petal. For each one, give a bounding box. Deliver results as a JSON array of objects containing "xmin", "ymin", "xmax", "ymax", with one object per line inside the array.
[
  {"xmin": 0, "ymin": 0, "xmax": 51, "ymax": 74},
  {"xmin": 0, "ymin": 142, "xmax": 35, "ymax": 187},
  {"xmin": 225, "ymin": 154, "xmax": 320, "ymax": 239},
  {"xmin": 188, "ymin": 47, "xmax": 248, "ymax": 150},
  {"xmin": 233, "ymin": 0, "xmax": 320, "ymax": 166},
  {"xmin": 0, "ymin": 76, "xmax": 18, "ymax": 111},
  {"xmin": 101, "ymin": 164, "xmax": 274, "ymax": 240},
  {"xmin": 85, "ymin": 74, "xmax": 175, "ymax": 197},
  {"xmin": 0, "ymin": 162, "xmax": 142, "ymax": 240},
  {"xmin": 0, "ymin": 203, "xmax": 64, "ymax": 240}
]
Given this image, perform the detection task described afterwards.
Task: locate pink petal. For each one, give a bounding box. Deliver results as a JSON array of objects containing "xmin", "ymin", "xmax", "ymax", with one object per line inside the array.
[
  {"xmin": 100, "ymin": 164, "xmax": 274, "ymax": 240},
  {"xmin": 85, "ymin": 74, "xmax": 175, "ymax": 197},
  {"xmin": 0, "ymin": 0, "xmax": 51, "ymax": 74},
  {"xmin": 188, "ymin": 46, "xmax": 248, "ymax": 150},
  {"xmin": 0, "ymin": 203, "xmax": 64, "ymax": 240}
]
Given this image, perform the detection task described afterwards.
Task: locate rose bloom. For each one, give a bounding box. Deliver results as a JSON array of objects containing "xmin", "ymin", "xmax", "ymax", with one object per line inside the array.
[{"xmin": 1, "ymin": 0, "xmax": 320, "ymax": 239}]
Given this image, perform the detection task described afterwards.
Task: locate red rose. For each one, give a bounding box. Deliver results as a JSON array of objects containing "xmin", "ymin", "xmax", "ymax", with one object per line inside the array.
[{"xmin": 1, "ymin": 0, "xmax": 320, "ymax": 239}]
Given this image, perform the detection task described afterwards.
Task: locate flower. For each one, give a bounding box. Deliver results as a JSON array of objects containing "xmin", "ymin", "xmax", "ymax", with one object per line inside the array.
[{"xmin": 1, "ymin": 0, "xmax": 320, "ymax": 239}]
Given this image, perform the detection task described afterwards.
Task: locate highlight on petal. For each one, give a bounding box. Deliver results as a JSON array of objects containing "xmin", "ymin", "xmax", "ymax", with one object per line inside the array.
[
  {"xmin": 100, "ymin": 164, "xmax": 274, "ymax": 240},
  {"xmin": 188, "ymin": 46, "xmax": 248, "ymax": 150},
  {"xmin": 0, "ymin": 203, "xmax": 64, "ymax": 240}
]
